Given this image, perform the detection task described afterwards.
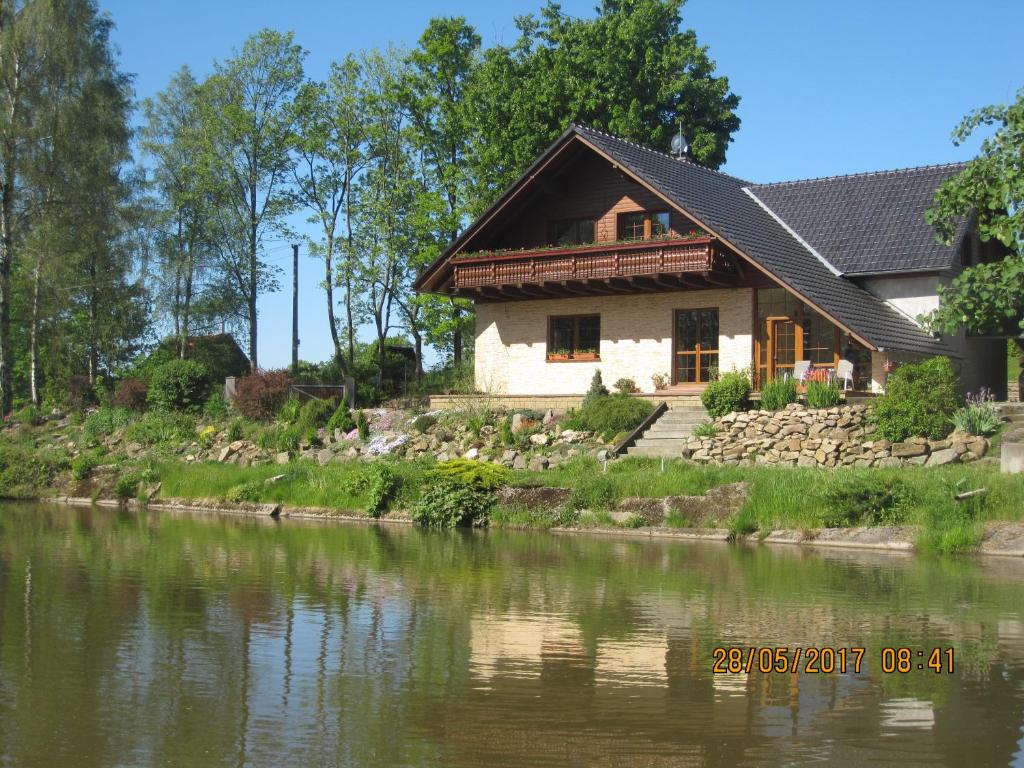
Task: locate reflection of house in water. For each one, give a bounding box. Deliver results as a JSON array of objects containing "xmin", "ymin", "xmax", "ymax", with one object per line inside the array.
[
  {"xmin": 469, "ymin": 613, "xmax": 585, "ymax": 681},
  {"xmin": 880, "ymin": 698, "xmax": 935, "ymax": 730}
]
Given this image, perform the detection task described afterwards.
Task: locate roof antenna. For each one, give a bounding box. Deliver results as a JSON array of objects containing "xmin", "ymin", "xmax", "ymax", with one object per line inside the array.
[{"xmin": 670, "ymin": 121, "xmax": 689, "ymax": 160}]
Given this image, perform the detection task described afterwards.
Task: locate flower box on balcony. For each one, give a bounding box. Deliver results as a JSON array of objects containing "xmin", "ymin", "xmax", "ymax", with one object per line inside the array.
[{"xmin": 546, "ymin": 351, "xmax": 599, "ymax": 362}]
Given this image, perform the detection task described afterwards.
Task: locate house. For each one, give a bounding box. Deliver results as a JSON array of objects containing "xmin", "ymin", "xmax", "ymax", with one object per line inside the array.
[{"xmin": 414, "ymin": 125, "xmax": 1007, "ymax": 409}]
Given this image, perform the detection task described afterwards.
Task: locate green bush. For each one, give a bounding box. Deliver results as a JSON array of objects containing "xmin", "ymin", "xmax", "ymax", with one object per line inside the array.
[
  {"xmin": 14, "ymin": 403, "xmax": 45, "ymax": 426},
  {"xmin": 426, "ymin": 458, "xmax": 511, "ymax": 490},
  {"xmin": 0, "ymin": 444, "xmax": 67, "ymax": 497},
  {"xmin": 950, "ymin": 389, "xmax": 1001, "ymax": 436},
  {"xmin": 83, "ymin": 407, "xmax": 133, "ymax": 445},
  {"xmin": 874, "ymin": 357, "xmax": 961, "ymax": 441},
  {"xmin": 326, "ymin": 402, "xmax": 355, "ymax": 433},
  {"xmin": 203, "ymin": 392, "xmax": 229, "ymax": 420},
  {"xmin": 692, "ymin": 421, "xmax": 718, "ymax": 438},
  {"xmin": 147, "ymin": 359, "xmax": 211, "ymax": 411},
  {"xmin": 411, "ymin": 414, "xmax": 437, "ymax": 433},
  {"xmin": 356, "ymin": 410, "xmax": 369, "ymax": 440},
  {"xmin": 612, "ymin": 377, "xmax": 639, "ymax": 394},
  {"xmin": 411, "ymin": 477, "xmax": 494, "ymax": 528},
  {"xmin": 134, "ymin": 334, "xmax": 250, "ymax": 387},
  {"xmin": 298, "ymin": 397, "xmax": 337, "ymax": 430},
  {"xmin": 565, "ymin": 394, "xmax": 654, "ymax": 441},
  {"xmin": 255, "ymin": 423, "xmax": 308, "ymax": 453},
  {"xmin": 224, "ymin": 480, "xmax": 263, "ymax": 504},
  {"xmin": 278, "ymin": 395, "xmax": 303, "ymax": 423},
  {"xmin": 123, "ymin": 410, "xmax": 195, "ymax": 447},
  {"xmin": 821, "ymin": 476, "xmax": 914, "ymax": 527},
  {"xmin": 805, "ymin": 380, "xmax": 841, "ymax": 409},
  {"xmin": 114, "ymin": 472, "xmax": 142, "ymax": 500},
  {"xmin": 583, "ymin": 370, "xmax": 609, "ymax": 405},
  {"xmin": 226, "ymin": 418, "xmax": 245, "ymax": 442},
  {"xmin": 342, "ymin": 462, "xmax": 399, "ymax": 516},
  {"xmin": 71, "ymin": 452, "xmax": 101, "ymax": 480},
  {"xmin": 760, "ymin": 377, "xmax": 798, "ymax": 411},
  {"xmin": 499, "ymin": 415, "xmax": 514, "ymax": 447},
  {"xmin": 700, "ymin": 371, "xmax": 750, "ymax": 417}
]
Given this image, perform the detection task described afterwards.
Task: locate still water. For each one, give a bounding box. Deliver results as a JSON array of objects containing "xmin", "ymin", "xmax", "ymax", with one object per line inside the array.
[{"xmin": 1, "ymin": 503, "xmax": 1023, "ymax": 767}]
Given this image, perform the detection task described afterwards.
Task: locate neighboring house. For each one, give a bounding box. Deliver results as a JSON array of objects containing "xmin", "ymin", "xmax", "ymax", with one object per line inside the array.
[{"xmin": 414, "ymin": 125, "xmax": 1007, "ymax": 402}]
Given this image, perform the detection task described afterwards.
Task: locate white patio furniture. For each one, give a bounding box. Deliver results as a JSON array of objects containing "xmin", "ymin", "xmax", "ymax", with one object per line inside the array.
[
  {"xmin": 791, "ymin": 360, "xmax": 811, "ymax": 382},
  {"xmin": 836, "ymin": 359, "xmax": 854, "ymax": 391}
]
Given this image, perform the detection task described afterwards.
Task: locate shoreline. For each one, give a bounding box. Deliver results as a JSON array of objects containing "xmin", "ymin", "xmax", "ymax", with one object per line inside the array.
[{"xmin": 37, "ymin": 494, "xmax": 1024, "ymax": 559}]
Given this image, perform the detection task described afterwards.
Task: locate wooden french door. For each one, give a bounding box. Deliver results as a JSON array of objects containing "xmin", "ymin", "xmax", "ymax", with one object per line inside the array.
[
  {"xmin": 674, "ymin": 309, "xmax": 719, "ymax": 384},
  {"xmin": 767, "ymin": 317, "xmax": 798, "ymax": 380}
]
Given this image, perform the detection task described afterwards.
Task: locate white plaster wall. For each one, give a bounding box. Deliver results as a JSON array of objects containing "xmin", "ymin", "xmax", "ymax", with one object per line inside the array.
[
  {"xmin": 474, "ymin": 289, "xmax": 753, "ymax": 395},
  {"xmin": 860, "ymin": 275, "xmax": 943, "ymax": 324}
]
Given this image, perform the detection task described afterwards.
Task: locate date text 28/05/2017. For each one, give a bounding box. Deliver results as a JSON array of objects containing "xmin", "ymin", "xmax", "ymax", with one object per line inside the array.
[{"xmin": 711, "ymin": 647, "xmax": 955, "ymax": 675}]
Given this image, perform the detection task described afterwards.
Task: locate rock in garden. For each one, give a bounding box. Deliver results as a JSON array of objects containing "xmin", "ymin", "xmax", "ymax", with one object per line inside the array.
[
  {"xmin": 529, "ymin": 433, "xmax": 550, "ymax": 446},
  {"xmin": 527, "ymin": 456, "xmax": 549, "ymax": 471},
  {"xmin": 464, "ymin": 447, "xmax": 479, "ymax": 460},
  {"xmin": 511, "ymin": 413, "xmax": 525, "ymax": 432},
  {"xmin": 892, "ymin": 442, "xmax": 927, "ymax": 458},
  {"xmin": 926, "ymin": 447, "xmax": 959, "ymax": 466},
  {"xmin": 542, "ymin": 409, "xmax": 555, "ymax": 425},
  {"xmin": 275, "ymin": 452, "xmax": 290, "ymax": 465},
  {"xmin": 512, "ymin": 455, "xmax": 528, "ymax": 471}
]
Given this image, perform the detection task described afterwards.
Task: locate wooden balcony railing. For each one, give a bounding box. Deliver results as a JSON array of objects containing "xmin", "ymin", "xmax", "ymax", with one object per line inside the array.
[{"xmin": 452, "ymin": 237, "xmax": 716, "ymax": 290}]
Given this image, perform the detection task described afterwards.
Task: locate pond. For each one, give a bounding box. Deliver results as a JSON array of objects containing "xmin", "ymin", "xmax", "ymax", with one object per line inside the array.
[{"xmin": 1, "ymin": 503, "xmax": 1022, "ymax": 767}]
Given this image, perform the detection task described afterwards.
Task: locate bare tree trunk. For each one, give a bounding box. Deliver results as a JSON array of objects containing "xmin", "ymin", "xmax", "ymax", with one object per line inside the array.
[
  {"xmin": 248, "ymin": 184, "xmax": 258, "ymax": 371},
  {"xmin": 28, "ymin": 256, "xmax": 41, "ymax": 405},
  {"xmin": 0, "ymin": 173, "xmax": 13, "ymax": 416},
  {"xmin": 324, "ymin": 233, "xmax": 341, "ymax": 362},
  {"xmin": 180, "ymin": 241, "xmax": 193, "ymax": 359},
  {"xmin": 87, "ymin": 252, "xmax": 98, "ymax": 385}
]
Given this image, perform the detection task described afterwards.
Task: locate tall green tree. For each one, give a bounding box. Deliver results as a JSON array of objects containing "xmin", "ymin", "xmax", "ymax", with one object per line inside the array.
[
  {"xmin": 924, "ymin": 86, "xmax": 1024, "ymax": 339},
  {"xmin": 291, "ymin": 55, "xmax": 367, "ymax": 370},
  {"xmin": 466, "ymin": 0, "xmax": 740, "ymax": 201},
  {"xmin": 195, "ymin": 29, "xmax": 305, "ymax": 371}
]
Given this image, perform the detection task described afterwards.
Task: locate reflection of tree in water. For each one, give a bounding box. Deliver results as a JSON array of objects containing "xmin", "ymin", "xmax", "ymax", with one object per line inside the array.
[{"xmin": 0, "ymin": 504, "xmax": 1023, "ymax": 766}]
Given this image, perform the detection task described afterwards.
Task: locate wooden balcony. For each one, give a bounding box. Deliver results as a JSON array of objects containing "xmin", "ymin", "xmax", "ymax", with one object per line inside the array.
[{"xmin": 450, "ymin": 237, "xmax": 739, "ymax": 300}]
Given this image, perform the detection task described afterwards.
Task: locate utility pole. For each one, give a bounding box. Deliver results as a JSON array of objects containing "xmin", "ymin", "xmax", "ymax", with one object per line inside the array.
[{"xmin": 291, "ymin": 243, "xmax": 299, "ymax": 374}]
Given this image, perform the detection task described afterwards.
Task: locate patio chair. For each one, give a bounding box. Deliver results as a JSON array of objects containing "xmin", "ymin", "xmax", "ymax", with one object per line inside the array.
[
  {"xmin": 791, "ymin": 360, "xmax": 811, "ymax": 383},
  {"xmin": 835, "ymin": 359, "xmax": 854, "ymax": 391}
]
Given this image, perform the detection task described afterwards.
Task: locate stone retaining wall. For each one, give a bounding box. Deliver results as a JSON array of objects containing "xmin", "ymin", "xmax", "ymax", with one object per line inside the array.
[{"xmin": 681, "ymin": 403, "xmax": 988, "ymax": 468}]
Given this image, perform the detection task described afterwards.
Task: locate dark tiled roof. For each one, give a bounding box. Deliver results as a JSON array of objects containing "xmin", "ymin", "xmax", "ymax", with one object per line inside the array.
[
  {"xmin": 572, "ymin": 125, "xmax": 953, "ymax": 356},
  {"xmin": 748, "ymin": 164, "xmax": 968, "ymax": 275}
]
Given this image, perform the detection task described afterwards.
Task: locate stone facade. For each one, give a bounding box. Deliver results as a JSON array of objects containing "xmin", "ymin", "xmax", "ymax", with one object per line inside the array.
[
  {"xmin": 474, "ymin": 288, "xmax": 753, "ymax": 395},
  {"xmin": 682, "ymin": 403, "xmax": 988, "ymax": 468}
]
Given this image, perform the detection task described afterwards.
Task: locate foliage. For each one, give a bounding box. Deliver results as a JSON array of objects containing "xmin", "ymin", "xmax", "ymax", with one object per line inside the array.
[
  {"xmin": 123, "ymin": 411, "xmax": 195, "ymax": 447},
  {"xmin": 950, "ymin": 387, "xmax": 1002, "ymax": 436},
  {"xmin": 135, "ymin": 335, "xmax": 251, "ymax": 387},
  {"xmin": 411, "ymin": 477, "xmax": 494, "ymax": 528},
  {"xmin": 612, "ymin": 377, "xmax": 639, "ymax": 394},
  {"xmin": 298, "ymin": 397, "xmax": 337, "ymax": 430},
  {"xmin": 226, "ymin": 418, "xmax": 246, "ymax": 442},
  {"xmin": 759, "ymin": 377, "xmax": 798, "ymax": 411},
  {"xmin": 65, "ymin": 375, "xmax": 96, "ymax": 412},
  {"xmin": 356, "ymin": 409, "xmax": 369, "ymax": 440},
  {"xmin": 82, "ymin": 407, "xmax": 133, "ymax": 445},
  {"xmin": 821, "ymin": 476, "xmax": 914, "ymax": 527},
  {"xmin": 71, "ymin": 452, "xmax": 101, "ymax": 481},
  {"xmin": 874, "ymin": 357, "xmax": 961, "ymax": 441},
  {"xmin": 651, "ymin": 372, "xmax": 670, "ymax": 391},
  {"xmin": 569, "ymin": 473, "xmax": 617, "ymax": 511},
  {"xmin": 805, "ymin": 380, "xmax": 841, "ymax": 409},
  {"xmin": 203, "ymin": 392, "xmax": 229, "ymax": 420},
  {"xmin": 411, "ymin": 414, "xmax": 437, "ymax": 433},
  {"xmin": 232, "ymin": 370, "xmax": 294, "ymax": 420},
  {"xmin": 924, "ymin": 87, "xmax": 1023, "ymax": 335},
  {"xmin": 112, "ymin": 378, "xmax": 149, "ymax": 411},
  {"xmin": 426, "ymin": 459, "xmax": 511, "ymax": 490},
  {"xmin": 326, "ymin": 402, "xmax": 356, "ymax": 433},
  {"xmin": 224, "ymin": 480, "xmax": 264, "ymax": 504},
  {"xmin": 147, "ymin": 359, "xmax": 211, "ymax": 412},
  {"xmin": 341, "ymin": 462, "xmax": 398, "ymax": 516},
  {"xmin": 583, "ymin": 370, "xmax": 609, "ymax": 405},
  {"xmin": 14, "ymin": 403, "xmax": 44, "ymax": 426},
  {"xmin": 692, "ymin": 421, "xmax": 718, "ymax": 438},
  {"xmin": 499, "ymin": 415, "xmax": 514, "ymax": 447},
  {"xmin": 0, "ymin": 444, "xmax": 67, "ymax": 498},
  {"xmin": 114, "ymin": 472, "xmax": 142, "ymax": 500},
  {"xmin": 255, "ymin": 423, "xmax": 309, "ymax": 453},
  {"xmin": 278, "ymin": 395, "xmax": 303, "ymax": 423},
  {"xmin": 700, "ymin": 370, "xmax": 750, "ymax": 417},
  {"xmin": 565, "ymin": 393, "xmax": 654, "ymax": 440}
]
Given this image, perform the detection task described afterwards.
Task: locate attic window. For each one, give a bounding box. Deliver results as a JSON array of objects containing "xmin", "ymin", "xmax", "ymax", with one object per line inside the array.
[
  {"xmin": 549, "ymin": 218, "xmax": 596, "ymax": 246},
  {"xmin": 618, "ymin": 211, "xmax": 670, "ymax": 241}
]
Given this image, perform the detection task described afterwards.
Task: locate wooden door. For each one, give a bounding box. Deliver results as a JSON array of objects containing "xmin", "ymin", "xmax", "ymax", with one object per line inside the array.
[
  {"xmin": 764, "ymin": 316, "xmax": 800, "ymax": 382},
  {"xmin": 674, "ymin": 309, "xmax": 719, "ymax": 384}
]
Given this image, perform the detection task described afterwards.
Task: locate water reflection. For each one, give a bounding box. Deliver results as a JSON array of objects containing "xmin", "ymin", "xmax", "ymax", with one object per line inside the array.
[{"xmin": 0, "ymin": 503, "xmax": 1022, "ymax": 767}]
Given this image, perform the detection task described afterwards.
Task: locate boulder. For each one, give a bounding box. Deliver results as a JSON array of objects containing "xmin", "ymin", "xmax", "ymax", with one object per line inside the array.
[
  {"xmin": 511, "ymin": 413, "xmax": 525, "ymax": 432},
  {"xmin": 464, "ymin": 447, "xmax": 480, "ymax": 460},
  {"xmin": 892, "ymin": 442, "xmax": 927, "ymax": 458},
  {"xmin": 926, "ymin": 447, "xmax": 959, "ymax": 467},
  {"xmin": 529, "ymin": 433, "xmax": 550, "ymax": 446},
  {"xmin": 512, "ymin": 454, "xmax": 528, "ymax": 471},
  {"xmin": 275, "ymin": 451, "xmax": 290, "ymax": 465},
  {"xmin": 316, "ymin": 449, "xmax": 333, "ymax": 466},
  {"xmin": 527, "ymin": 456, "xmax": 549, "ymax": 471}
]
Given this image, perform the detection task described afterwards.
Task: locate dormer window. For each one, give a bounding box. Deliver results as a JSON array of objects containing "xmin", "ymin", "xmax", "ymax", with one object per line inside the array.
[
  {"xmin": 549, "ymin": 218, "xmax": 596, "ymax": 246},
  {"xmin": 618, "ymin": 211, "xmax": 670, "ymax": 241}
]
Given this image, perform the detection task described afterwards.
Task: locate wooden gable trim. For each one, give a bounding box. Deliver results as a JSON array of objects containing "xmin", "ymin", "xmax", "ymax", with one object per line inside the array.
[{"xmin": 572, "ymin": 134, "xmax": 877, "ymax": 351}]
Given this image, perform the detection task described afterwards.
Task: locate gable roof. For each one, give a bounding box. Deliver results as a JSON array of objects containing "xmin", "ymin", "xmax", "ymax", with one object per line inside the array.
[
  {"xmin": 415, "ymin": 125, "xmax": 956, "ymax": 357},
  {"xmin": 747, "ymin": 164, "xmax": 969, "ymax": 275}
]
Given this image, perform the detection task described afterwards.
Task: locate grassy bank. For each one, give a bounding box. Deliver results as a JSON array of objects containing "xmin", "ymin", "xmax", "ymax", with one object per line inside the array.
[{"xmin": 149, "ymin": 455, "xmax": 1024, "ymax": 554}]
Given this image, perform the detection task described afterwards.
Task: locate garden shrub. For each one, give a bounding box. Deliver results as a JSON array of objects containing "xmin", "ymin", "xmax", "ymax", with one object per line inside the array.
[
  {"xmin": 805, "ymin": 380, "xmax": 841, "ymax": 409},
  {"xmin": 134, "ymin": 334, "xmax": 250, "ymax": 387},
  {"xmin": 583, "ymin": 370, "xmax": 609, "ymax": 405},
  {"xmin": 411, "ymin": 414, "xmax": 437, "ymax": 433},
  {"xmin": 426, "ymin": 458, "xmax": 511, "ymax": 490},
  {"xmin": 950, "ymin": 387, "xmax": 1001, "ymax": 436},
  {"xmin": 123, "ymin": 410, "xmax": 195, "ymax": 447},
  {"xmin": 356, "ymin": 410, "xmax": 369, "ymax": 440},
  {"xmin": 326, "ymin": 402, "xmax": 355, "ymax": 433},
  {"xmin": 114, "ymin": 472, "xmax": 142, "ymax": 500},
  {"xmin": 613, "ymin": 377, "xmax": 639, "ymax": 394},
  {"xmin": 147, "ymin": 359, "xmax": 210, "ymax": 412},
  {"xmin": 499, "ymin": 415, "xmax": 514, "ymax": 446},
  {"xmin": 203, "ymin": 392, "xmax": 229, "ymax": 420},
  {"xmin": 65, "ymin": 374, "xmax": 96, "ymax": 411},
  {"xmin": 565, "ymin": 393, "xmax": 654, "ymax": 441},
  {"xmin": 14, "ymin": 403, "xmax": 45, "ymax": 426},
  {"xmin": 411, "ymin": 477, "xmax": 494, "ymax": 528},
  {"xmin": 342, "ymin": 462, "xmax": 399, "ymax": 516},
  {"xmin": 298, "ymin": 397, "xmax": 337, "ymax": 430},
  {"xmin": 700, "ymin": 371, "xmax": 750, "ymax": 417},
  {"xmin": 692, "ymin": 421, "xmax": 718, "ymax": 438},
  {"xmin": 224, "ymin": 481, "xmax": 263, "ymax": 504},
  {"xmin": 83, "ymin": 407, "xmax": 133, "ymax": 445},
  {"xmin": 112, "ymin": 378, "xmax": 149, "ymax": 411},
  {"xmin": 651, "ymin": 372, "xmax": 670, "ymax": 391},
  {"xmin": 0, "ymin": 444, "xmax": 66, "ymax": 497},
  {"xmin": 71, "ymin": 452, "xmax": 101, "ymax": 480},
  {"xmin": 821, "ymin": 475, "xmax": 914, "ymax": 527},
  {"xmin": 232, "ymin": 370, "xmax": 293, "ymax": 420},
  {"xmin": 255, "ymin": 423, "xmax": 308, "ymax": 453},
  {"xmin": 226, "ymin": 418, "xmax": 245, "ymax": 442},
  {"xmin": 278, "ymin": 395, "xmax": 303, "ymax": 423},
  {"xmin": 874, "ymin": 357, "xmax": 961, "ymax": 441},
  {"xmin": 760, "ymin": 377, "xmax": 798, "ymax": 411}
]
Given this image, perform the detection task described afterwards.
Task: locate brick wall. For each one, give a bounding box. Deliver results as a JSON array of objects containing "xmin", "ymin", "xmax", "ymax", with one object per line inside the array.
[{"xmin": 474, "ymin": 289, "xmax": 754, "ymax": 395}]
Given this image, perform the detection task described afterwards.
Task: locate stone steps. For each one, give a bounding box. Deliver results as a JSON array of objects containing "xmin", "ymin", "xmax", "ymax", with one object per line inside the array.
[{"xmin": 625, "ymin": 406, "xmax": 708, "ymax": 458}]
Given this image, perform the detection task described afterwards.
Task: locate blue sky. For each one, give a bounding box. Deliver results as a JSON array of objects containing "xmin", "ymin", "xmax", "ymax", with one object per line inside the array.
[{"xmin": 98, "ymin": 0, "xmax": 1024, "ymax": 369}]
